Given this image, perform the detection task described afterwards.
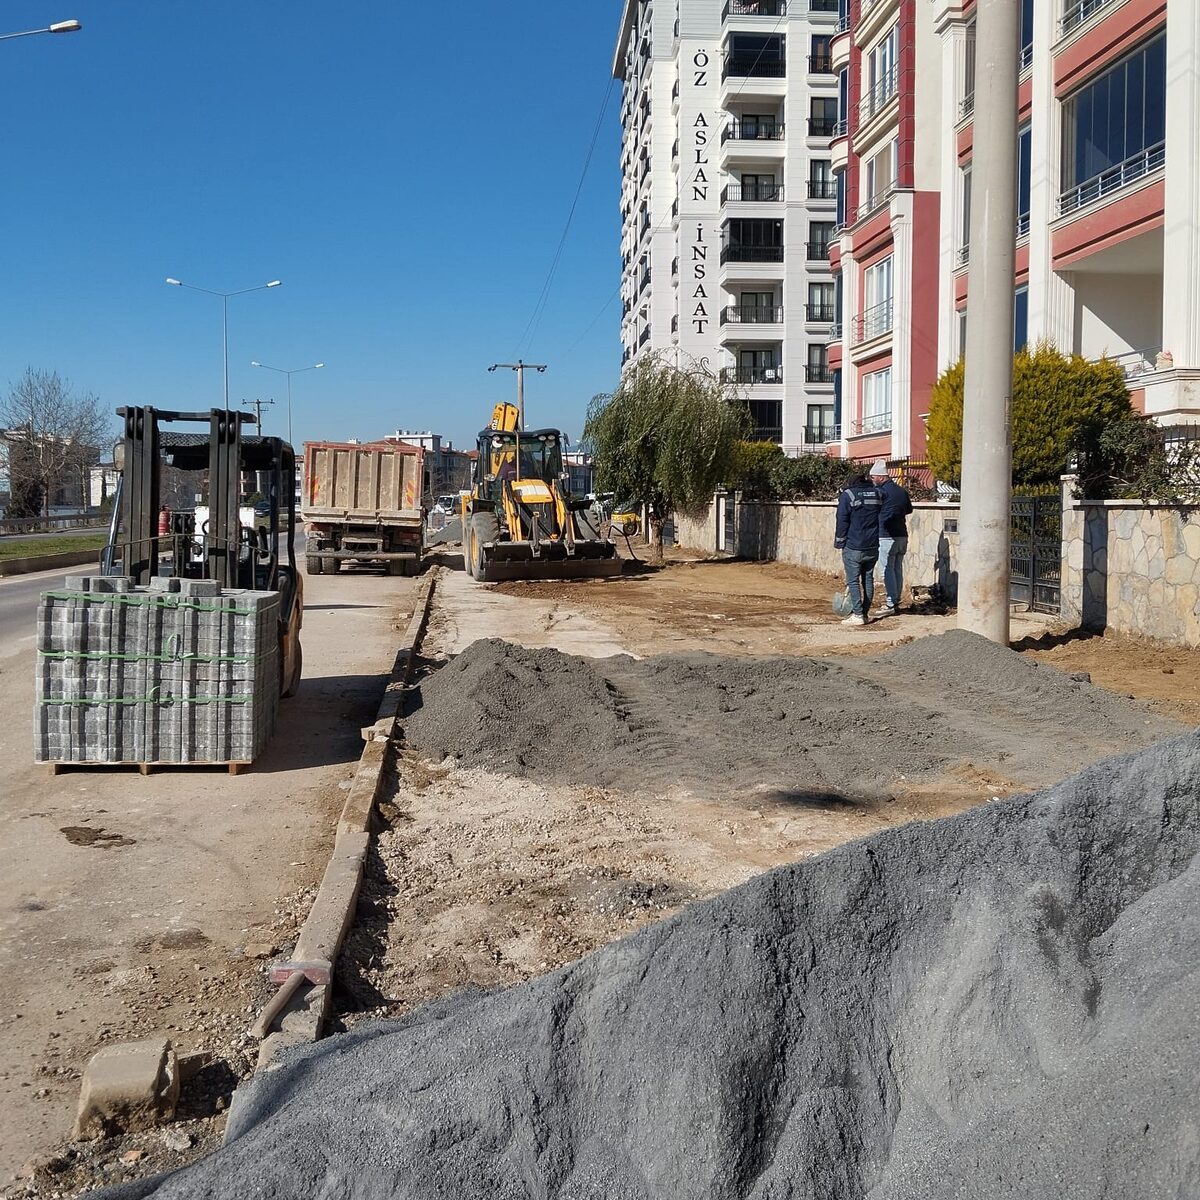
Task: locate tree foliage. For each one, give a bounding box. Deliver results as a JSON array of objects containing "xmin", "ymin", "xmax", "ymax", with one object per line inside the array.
[
  {"xmin": 1079, "ymin": 414, "xmax": 1200, "ymax": 502},
  {"xmin": 926, "ymin": 343, "xmax": 1132, "ymax": 488},
  {"xmin": 584, "ymin": 356, "xmax": 748, "ymax": 537},
  {"xmin": 1, "ymin": 369, "xmax": 109, "ymax": 517}
]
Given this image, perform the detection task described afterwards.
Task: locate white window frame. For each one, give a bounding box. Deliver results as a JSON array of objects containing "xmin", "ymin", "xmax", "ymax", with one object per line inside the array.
[
  {"xmin": 861, "ymin": 366, "xmax": 893, "ymax": 433},
  {"xmin": 862, "ymin": 255, "xmax": 894, "ymax": 339}
]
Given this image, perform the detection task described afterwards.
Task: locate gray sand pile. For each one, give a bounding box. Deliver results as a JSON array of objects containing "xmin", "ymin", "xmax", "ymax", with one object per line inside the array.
[
  {"xmin": 103, "ymin": 733, "xmax": 1200, "ymax": 1199},
  {"xmin": 402, "ymin": 633, "xmax": 1171, "ymax": 797}
]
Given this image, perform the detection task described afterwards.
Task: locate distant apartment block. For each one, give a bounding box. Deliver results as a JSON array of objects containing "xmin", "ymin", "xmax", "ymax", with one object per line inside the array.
[
  {"xmin": 827, "ymin": 0, "xmax": 1200, "ymax": 465},
  {"xmin": 614, "ymin": 0, "xmax": 843, "ymax": 449}
]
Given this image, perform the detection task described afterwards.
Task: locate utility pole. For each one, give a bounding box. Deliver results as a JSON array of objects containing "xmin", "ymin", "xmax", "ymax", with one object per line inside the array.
[
  {"xmin": 957, "ymin": 0, "xmax": 1019, "ymax": 645},
  {"xmin": 488, "ymin": 360, "xmax": 547, "ymax": 430},
  {"xmin": 246, "ymin": 397, "xmax": 275, "ymax": 432}
]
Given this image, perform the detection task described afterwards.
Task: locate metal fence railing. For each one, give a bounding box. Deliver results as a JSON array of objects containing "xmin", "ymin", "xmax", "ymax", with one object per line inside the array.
[{"xmin": 0, "ymin": 512, "xmax": 108, "ymax": 536}]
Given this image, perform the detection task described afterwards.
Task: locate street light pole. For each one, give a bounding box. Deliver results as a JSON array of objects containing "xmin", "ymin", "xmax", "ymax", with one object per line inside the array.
[
  {"xmin": 0, "ymin": 20, "xmax": 82, "ymax": 42},
  {"xmin": 166, "ymin": 278, "xmax": 282, "ymax": 410},
  {"xmin": 488, "ymin": 360, "xmax": 547, "ymax": 431},
  {"xmin": 250, "ymin": 361, "xmax": 324, "ymax": 445}
]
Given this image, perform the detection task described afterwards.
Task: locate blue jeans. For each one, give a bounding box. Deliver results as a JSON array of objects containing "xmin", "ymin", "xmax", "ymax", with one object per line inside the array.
[
  {"xmin": 842, "ymin": 548, "xmax": 878, "ymax": 617},
  {"xmin": 878, "ymin": 536, "xmax": 908, "ymax": 608}
]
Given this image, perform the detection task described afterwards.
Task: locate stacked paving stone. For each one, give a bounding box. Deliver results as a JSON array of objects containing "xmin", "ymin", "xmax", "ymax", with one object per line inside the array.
[{"xmin": 35, "ymin": 576, "xmax": 280, "ymax": 766}]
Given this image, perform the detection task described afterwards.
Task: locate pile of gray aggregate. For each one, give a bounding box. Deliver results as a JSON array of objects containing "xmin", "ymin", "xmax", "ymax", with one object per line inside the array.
[
  {"xmin": 401, "ymin": 633, "xmax": 1172, "ymax": 798},
  {"xmin": 103, "ymin": 732, "xmax": 1200, "ymax": 1200}
]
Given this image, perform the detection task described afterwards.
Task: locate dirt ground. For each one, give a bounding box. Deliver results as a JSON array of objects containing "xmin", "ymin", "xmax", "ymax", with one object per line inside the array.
[
  {"xmin": 335, "ymin": 554, "xmax": 1189, "ymax": 1033},
  {"xmin": 0, "ymin": 566, "xmax": 415, "ymax": 1196}
]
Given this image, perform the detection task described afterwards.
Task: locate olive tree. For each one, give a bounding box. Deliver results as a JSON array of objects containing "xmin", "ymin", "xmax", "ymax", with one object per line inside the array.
[{"xmin": 584, "ymin": 355, "xmax": 747, "ymax": 561}]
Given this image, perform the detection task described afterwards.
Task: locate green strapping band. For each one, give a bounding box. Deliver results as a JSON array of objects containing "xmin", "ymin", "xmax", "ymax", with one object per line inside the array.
[
  {"xmin": 40, "ymin": 694, "xmax": 252, "ymax": 708},
  {"xmin": 43, "ymin": 590, "xmax": 266, "ymax": 615},
  {"xmin": 38, "ymin": 650, "xmax": 262, "ymax": 665}
]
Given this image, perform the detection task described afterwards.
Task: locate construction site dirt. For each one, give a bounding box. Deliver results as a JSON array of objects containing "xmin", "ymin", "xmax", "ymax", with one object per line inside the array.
[{"xmin": 6, "ymin": 552, "xmax": 1199, "ymax": 1197}]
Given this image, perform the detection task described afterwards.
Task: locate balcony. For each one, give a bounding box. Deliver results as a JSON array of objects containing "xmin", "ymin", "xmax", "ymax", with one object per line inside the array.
[
  {"xmin": 1016, "ymin": 212, "xmax": 1030, "ymax": 238},
  {"xmin": 808, "ymin": 54, "xmax": 833, "ymax": 74},
  {"xmin": 1060, "ymin": 0, "xmax": 1118, "ymax": 36},
  {"xmin": 1057, "ymin": 141, "xmax": 1165, "ymax": 218},
  {"xmin": 722, "ymin": 182, "xmax": 783, "ymax": 203},
  {"xmin": 722, "ymin": 0, "xmax": 786, "ymax": 17},
  {"xmin": 958, "ymin": 93, "xmax": 974, "ymax": 121},
  {"xmin": 638, "ymin": 326, "xmax": 651, "ymax": 347},
  {"xmin": 722, "ymin": 120, "xmax": 785, "ymax": 142},
  {"xmin": 721, "ymin": 304, "xmax": 784, "ymax": 324},
  {"xmin": 805, "ymin": 302, "xmax": 835, "ymax": 322},
  {"xmin": 671, "ymin": 314, "xmax": 679, "ymax": 332},
  {"xmin": 720, "ymin": 244, "xmax": 785, "ymax": 263},
  {"xmin": 723, "ymin": 56, "xmax": 786, "ymax": 80},
  {"xmin": 805, "ymin": 365, "xmax": 833, "ymax": 383},
  {"xmin": 721, "ymin": 365, "xmax": 784, "ymax": 384},
  {"xmin": 639, "ymin": 269, "xmax": 652, "ymax": 293},
  {"xmin": 808, "ymin": 179, "xmax": 836, "ymax": 199},
  {"xmin": 956, "ymin": 244, "xmax": 969, "ymax": 269},
  {"xmin": 806, "ymin": 240, "xmax": 832, "ymax": 260},
  {"xmin": 802, "ymin": 424, "xmax": 840, "ymax": 446},
  {"xmin": 808, "ymin": 117, "xmax": 837, "ymax": 137},
  {"xmin": 672, "ymin": 256, "xmax": 679, "ymax": 276},
  {"xmin": 859, "ymin": 65, "xmax": 899, "ymax": 124},
  {"xmin": 850, "ymin": 299, "xmax": 894, "ymax": 345},
  {"xmin": 853, "ymin": 410, "xmax": 892, "ymax": 436},
  {"xmin": 828, "ymin": 321, "xmax": 843, "ymax": 341}
]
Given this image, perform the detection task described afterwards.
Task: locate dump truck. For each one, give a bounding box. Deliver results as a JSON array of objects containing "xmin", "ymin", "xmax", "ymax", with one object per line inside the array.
[
  {"xmin": 302, "ymin": 439, "xmax": 426, "ymax": 576},
  {"xmin": 461, "ymin": 403, "xmax": 622, "ymax": 582}
]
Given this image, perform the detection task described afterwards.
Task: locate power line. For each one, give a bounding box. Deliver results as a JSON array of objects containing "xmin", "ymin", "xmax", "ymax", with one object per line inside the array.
[{"xmin": 515, "ymin": 77, "xmax": 618, "ymax": 358}]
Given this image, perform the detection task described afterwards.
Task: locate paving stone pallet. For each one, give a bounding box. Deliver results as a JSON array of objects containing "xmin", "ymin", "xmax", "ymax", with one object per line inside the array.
[{"xmin": 34, "ymin": 576, "xmax": 280, "ymax": 768}]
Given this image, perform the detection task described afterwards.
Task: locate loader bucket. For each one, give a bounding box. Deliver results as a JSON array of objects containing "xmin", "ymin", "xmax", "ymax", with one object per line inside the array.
[{"xmin": 477, "ymin": 540, "xmax": 625, "ymax": 583}]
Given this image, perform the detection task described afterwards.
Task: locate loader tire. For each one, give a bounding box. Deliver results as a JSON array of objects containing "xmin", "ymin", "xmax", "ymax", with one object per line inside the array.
[
  {"xmin": 468, "ymin": 512, "xmax": 499, "ymax": 581},
  {"xmin": 306, "ymin": 554, "xmax": 323, "ymax": 576},
  {"xmin": 281, "ymin": 639, "xmax": 302, "ymax": 699},
  {"xmin": 321, "ymin": 555, "xmax": 337, "ymax": 576}
]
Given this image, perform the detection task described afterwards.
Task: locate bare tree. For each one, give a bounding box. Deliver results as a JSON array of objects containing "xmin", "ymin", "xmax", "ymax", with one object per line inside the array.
[{"xmin": 1, "ymin": 369, "xmax": 111, "ymax": 518}]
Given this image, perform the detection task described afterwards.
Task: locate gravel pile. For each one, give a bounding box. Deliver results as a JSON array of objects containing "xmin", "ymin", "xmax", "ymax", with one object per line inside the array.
[
  {"xmin": 100, "ymin": 733, "xmax": 1200, "ymax": 1199},
  {"xmin": 402, "ymin": 633, "xmax": 1171, "ymax": 799}
]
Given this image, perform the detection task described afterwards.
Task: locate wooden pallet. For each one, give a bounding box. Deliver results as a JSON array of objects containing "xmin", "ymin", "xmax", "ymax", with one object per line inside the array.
[{"xmin": 47, "ymin": 760, "xmax": 251, "ymax": 777}]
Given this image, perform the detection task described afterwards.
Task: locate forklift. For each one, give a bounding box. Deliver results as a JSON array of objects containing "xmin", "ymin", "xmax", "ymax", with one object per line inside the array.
[{"xmin": 101, "ymin": 407, "xmax": 304, "ymax": 699}]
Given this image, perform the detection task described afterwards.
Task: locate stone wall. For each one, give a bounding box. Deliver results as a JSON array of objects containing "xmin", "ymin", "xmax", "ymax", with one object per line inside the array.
[
  {"xmin": 1061, "ymin": 484, "xmax": 1200, "ymax": 646},
  {"xmin": 674, "ymin": 494, "xmax": 962, "ymax": 600}
]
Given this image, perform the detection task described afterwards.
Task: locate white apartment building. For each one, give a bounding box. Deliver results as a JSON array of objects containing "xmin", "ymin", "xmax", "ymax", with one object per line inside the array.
[{"xmin": 614, "ymin": 0, "xmax": 841, "ymax": 447}]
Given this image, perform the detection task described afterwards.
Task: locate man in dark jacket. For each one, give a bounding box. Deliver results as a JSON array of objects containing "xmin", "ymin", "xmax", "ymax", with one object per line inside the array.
[
  {"xmin": 870, "ymin": 460, "xmax": 913, "ymax": 616},
  {"xmin": 834, "ymin": 465, "xmax": 884, "ymax": 625}
]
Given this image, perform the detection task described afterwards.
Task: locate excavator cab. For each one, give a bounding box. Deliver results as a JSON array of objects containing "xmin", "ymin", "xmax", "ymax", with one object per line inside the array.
[
  {"xmin": 460, "ymin": 406, "xmax": 622, "ymax": 583},
  {"xmin": 102, "ymin": 407, "xmax": 303, "ymax": 699}
]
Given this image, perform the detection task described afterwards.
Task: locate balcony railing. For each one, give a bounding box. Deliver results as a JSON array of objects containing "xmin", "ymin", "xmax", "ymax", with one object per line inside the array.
[
  {"xmin": 723, "ymin": 120, "xmax": 784, "ymax": 142},
  {"xmin": 722, "ymin": 182, "xmax": 783, "ymax": 202},
  {"xmin": 672, "ymin": 138, "xmax": 679, "ymax": 159},
  {"xmin": 956, "ymin": 244, "xmax": 969, "ymax": 268},
  {"xmin": 1016, "ymin": 212, "xmax": 1030, "ymax": 238},
  {"xmin": 808, "ymin": 179, "xmax": 836, "ymax": 199},
  {"xmin": 834, "ymin": 13, "xmax": 850, "ymax": 32},
  {"xmin": 1057, "ymin": 141, "xmax": 1165, "ymax": 217},
  {"xmin": 1020, "ymin": 41, "xmax": 1033, "ymax": 71},
  {"xmin": 832, "ymin": 116, "xmax": 849, "ymax": 138},
  {"xmin": 808, "ymin": 116, "xmax": 837, "ymax": 137},
  {"xmin": 959, "ymin": 92, "xmax": 975, "ymax": 120},
  {"xmin": 829, "ymin": 320, "xmax": 843, "ymax": 340},
  {"xmin": 671, "ymin": 197, "xmax": 679, "ymax": 218},
  {"xmin": 638, "ymin": 326, "xmax": 651, "ymax": 346},
  {"xmin": 860, "ymin": 64, "xmax": 899, "ymax": 122},
  {"xmin": 808, "ymin": 54, "xmax": 834, "ymax": 74},
  {"xmin": 723, "ymin": 56, "xmax": 786, "ymax": 80},
  {"xmin": 720, "ymin": 244, "xmax": 785, "ymax": 263},
  {"xmin": 805, "ymin": 302, "xmax": 835, "ymax": 322},
  {"xmin": 1061, "ymin": 0, "xmax": 1118, "ymax": 36},
  {"xmin": 722, "ymin": 0, "xmax": 787, "ymax": 17},
  {"xmin": 721, "ymin": 365, "xmax": 784, "ymax": 384},
  {"xmin": 855, "ymin": 187, "xmax": 892, "ymax": 221},
  {"xmin": 806, "ymin": 240, "xmax": 832, "ymax": 260},
  {"xmin": 854, "ymin": 410, "xmax": 893, "ymax": 435},
  {"xmin": 721, "ymin": 304, "xmax": 784, "ymax": 324},
  {"xmin": 639, "ymin": 270, "xmax": 652, "ymax": 292},
  {"xmin": 850, "ymin": 298, "xmax": 893, "ymax": 344},
  {"xmin": 805, "ymin": 365, "xmax": 833, "ymax": 383},
  {"xmin": 802, "ymin": 424, "xmax": 840, "ymax": 446}
]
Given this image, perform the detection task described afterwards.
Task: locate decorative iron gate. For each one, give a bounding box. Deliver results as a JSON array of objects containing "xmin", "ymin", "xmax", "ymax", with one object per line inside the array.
[{"xmin": 1010, "ymin": 495, "xmax": 1062, "ymax": 614}]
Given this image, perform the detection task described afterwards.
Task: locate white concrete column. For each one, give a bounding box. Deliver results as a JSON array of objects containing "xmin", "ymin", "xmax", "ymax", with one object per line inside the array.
[
  {"xmin": 1162, "ymin": 0, "xmax": 1200, "ymax": 368},
  {"xmin": 890, "ymin": 194, "xmax": 914, "ymax": 458},
  {"xmin": 958, "ymin": 0, "xmax": 1019, "ymax": 644},
  {"xmin": 936, "ymin": 17, "xmax": 969, "ymax": 370}
]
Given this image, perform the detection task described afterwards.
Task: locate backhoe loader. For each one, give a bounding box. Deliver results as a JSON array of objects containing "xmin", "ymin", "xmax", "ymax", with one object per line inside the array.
[{"xmin": 461, "ymin": 403, "xmax": 623, "ymax": 583}]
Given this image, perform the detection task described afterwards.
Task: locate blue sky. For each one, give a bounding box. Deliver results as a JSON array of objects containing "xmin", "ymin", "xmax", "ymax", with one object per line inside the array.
[{"xmin": 0, "ymin": 2, "xmax": 623, "ymax": 451}]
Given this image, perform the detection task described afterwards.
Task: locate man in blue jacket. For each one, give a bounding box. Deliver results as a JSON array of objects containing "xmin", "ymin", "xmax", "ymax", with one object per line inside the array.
[
  {"xmin": 834, "ymin": 465, "xmax": 884, "ymax": 625},
  {"xmin": 870, "ymin": 460, "xmax": 914, "ymax": 617}
]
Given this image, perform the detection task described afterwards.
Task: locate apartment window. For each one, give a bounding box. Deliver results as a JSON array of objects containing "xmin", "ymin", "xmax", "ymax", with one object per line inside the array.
[
  {"xmin": 808, "ymin": 220, "xmax": 834, "ymax": 259},
  {"xmin": 748, "ymin": 399, "xmax": 783, "ymax": 441},
  {"xmin": 1014, "ymin": 287, "xmax": 1029, "ymax": 352},
  {"xmin": 810, "ymin": 96, "xmax": 838, "ymax": 137},
  {"xmin": 740, "ymin": 172, "xmax": 780, "ymax": 200},
  {"xmin": 739, "ymin": 347, "xmax": 781, "ymax": 383},
  {"xmin": 838, "ymin": 67, "xmax": 848, "ymax": 129},
  {"xmin": 957, "ymin": 308, "xmax": 968, "ymax": 359},
  {"xmin": 809, "ymin": 159, "xmax": 834, "ymax": 199},
  {"xmin": 863, "ymin": 255, "xmax": 893, "ymax": 335},
  {"xmin": 861, "ymin": 367, "xmax": 892, "ymax": 433},
  {"xmin": 810, "ymin": 34, "xmax": 832, "ymax": 72},
  {"xmin": 807, "ymin": 343, "xmax": 831, "ymax": 383},
  {"xmin": 866, "ymin": 26, "xmax": 899, "ymax": 114},
  {"xmin": 835, "ymin": 168, "xmax": 847, "ymax": 226},
  {"xmin": 1020, "ymin": 0, "xmax": 1033, "ymax": 67},
  {"xmin": 863, "ymin": 140, "xmax": 897, "ymax": 210},
  {"xmin": 962, "ymin": 24, "xmax": 976, "ymax": 116},
  {"xmin": 807, "ymin": 281, "xmax": 835, "ymax": 320},
  {"xmin": 959, "ymin": 167, "xmax": 972, "ymax": 261},
  {"xmin": 738, "ymin": 113, "xmax": 781, "ymax": 139},
  {"xmin": 1062, "ymin": 35, "xmax": 1165, "ymax": 202},
  {"xmin": 726, "ymin": 33, "xmax": 786, "ymax": 78},
  {"xmin": 1017, "ymin": 125, "xmax": 1031, "ymax": 234},
  {"xmin": 739, "ymin": 290, "xmax": 777, "ymax": 320},
  {"xmin": 807, "ymin": 404, "xmax": 835, "ymax": 441}
]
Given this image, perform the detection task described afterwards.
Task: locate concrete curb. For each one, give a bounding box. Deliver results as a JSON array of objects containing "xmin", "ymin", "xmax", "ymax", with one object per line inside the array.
[
  {"xmin": 251, "ymin": 567, "xmax": 440, "ymax": 1072},
  {"xmin": 0, "ymin": 549, "xmax": 101, "ymax": 578}
]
